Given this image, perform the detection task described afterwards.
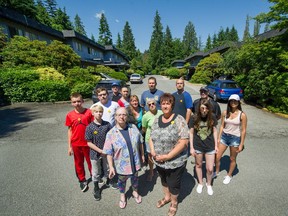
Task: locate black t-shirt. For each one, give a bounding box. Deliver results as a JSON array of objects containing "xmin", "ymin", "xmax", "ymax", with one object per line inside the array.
[{"xmin": 189, "ymin": 115, "xmax": 217, "ymax": 152}]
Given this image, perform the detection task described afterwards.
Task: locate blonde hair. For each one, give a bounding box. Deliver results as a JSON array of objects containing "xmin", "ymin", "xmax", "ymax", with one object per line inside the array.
[{"xmin": 90, "ymin": 105, "xmax": 103, "ymax": 113}]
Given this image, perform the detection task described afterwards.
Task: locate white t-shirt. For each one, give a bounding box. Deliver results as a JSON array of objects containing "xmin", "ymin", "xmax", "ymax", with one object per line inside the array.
[{"xmin": 90, "ymin": 100, "xmax": 119, "ymax": 126}]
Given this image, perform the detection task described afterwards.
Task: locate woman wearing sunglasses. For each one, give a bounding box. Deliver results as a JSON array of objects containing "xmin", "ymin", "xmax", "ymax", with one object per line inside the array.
[
  {"xmin": 215, "ymin": 94, "xmax": 247, "ymax": 184},
  {"xmin": 142, "ymin": 98, "xmax": 163, "ymax": 181}
]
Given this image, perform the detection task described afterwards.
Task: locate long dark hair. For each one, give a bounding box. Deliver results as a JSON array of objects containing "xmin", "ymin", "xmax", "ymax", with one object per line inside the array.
[
  {"xmin": 226, "ymin": 101, "xmax": 242, "ymax": 119},
  {"xmin": 194, "ymin": 99, "xmax": 214, "ymax": 131}
]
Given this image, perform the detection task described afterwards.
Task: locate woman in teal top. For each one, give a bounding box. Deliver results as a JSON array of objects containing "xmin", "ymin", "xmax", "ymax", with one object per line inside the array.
[{"xmin": 129, "ymin": 95, "xmax": 143, "ymax": 130}]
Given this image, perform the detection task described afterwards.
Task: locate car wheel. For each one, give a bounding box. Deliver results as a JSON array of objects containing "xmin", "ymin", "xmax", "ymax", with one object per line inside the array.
[{"xmin": 213, "ymin": 93, "xmax": 217, "ymax": 102}]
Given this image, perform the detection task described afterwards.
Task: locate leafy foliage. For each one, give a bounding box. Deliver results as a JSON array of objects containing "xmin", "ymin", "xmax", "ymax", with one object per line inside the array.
[
  {"xmin": 98, "ymin": 13, "xmax": 112, "ymax": 45},
  {"xmin": 36, "ymin": 67, "xmax": 65, "ymax": 81},
  {"xmin": 191, "ymin": 53, "xmax": 224, "ymax": 84}
]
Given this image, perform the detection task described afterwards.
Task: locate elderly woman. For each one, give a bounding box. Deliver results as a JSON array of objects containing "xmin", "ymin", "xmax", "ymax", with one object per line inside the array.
[
  {"xmin": 150, "ymin": 93, "xmax": 189, "ymax": 216},
  {"xmin": 142, "ymin": 98, "xmax": 163, "ymax": 181},
  {"xmin": 103, "ymin": 107, "xmax": 145, "ymax": 209}
]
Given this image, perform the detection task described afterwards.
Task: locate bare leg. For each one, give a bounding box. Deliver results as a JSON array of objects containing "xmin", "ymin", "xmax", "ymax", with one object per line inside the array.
[
  {"xmin": 195, "ymin": 153, "xmax": 204, "ymax": 184},
  {"xmin": 227, "ymin": 147, "xmax": 239, "ymax": 177},
  {"xmin": 147, "ymin": 153, "xmax": 154, "ymax": 180},
  {"xmin": 205, "ymin": 153, "xmax": 215, "ymax": 185},
  {"xmin": 215, "ymin": 143, "xmax": 228, "ymax": 174}
]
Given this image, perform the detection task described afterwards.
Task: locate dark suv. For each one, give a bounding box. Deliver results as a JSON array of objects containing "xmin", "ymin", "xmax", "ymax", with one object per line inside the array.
[{"xmin": 91, "ymin": 73, "xmax": 129, "ymax": 103}]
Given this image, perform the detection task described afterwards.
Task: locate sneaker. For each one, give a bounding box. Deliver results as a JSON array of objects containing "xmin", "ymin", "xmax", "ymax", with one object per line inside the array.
[
  {"xmin": 93, "ymin": 188, "xmax": 101, "ymax": 201},
  {"xmin": 98, "ymin": 178, "xmax": 104, "ymax": 186},
  {"xmin": 223, "ymin": 175, "xmax": 232, "ymax": 185},
  {"xmin": 196, "ymin": 184, "xmax": 203, "ymax": 194},
  {"xmin": 105, "ymin": 178, "xmax": 111, "ymax": 187},
  {"xmin": 206, "ymin": 184, "xmax": 213, "ymax": 196},
  {"xmin": 212, "ymin": 172, "xmax": 219, "ymax": 179},
  {"xmin": 111, "ymin": 181, "xmax": 118, "ymax": 190},
  {"xmin": 80, "ymin": 181, "xmax": 88, "ymax": 192}
]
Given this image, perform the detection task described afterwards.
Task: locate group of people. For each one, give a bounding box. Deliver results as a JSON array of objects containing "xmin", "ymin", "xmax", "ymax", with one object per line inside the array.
[{"xmin": 65, "ymin": 76, "xmax": 247, "ymax": 216}]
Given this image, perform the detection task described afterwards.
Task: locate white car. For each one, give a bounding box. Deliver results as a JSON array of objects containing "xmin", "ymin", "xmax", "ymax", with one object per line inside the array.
[{"xmin": 130, "ymin": 73, "xmax": 143, "ymax": 84}]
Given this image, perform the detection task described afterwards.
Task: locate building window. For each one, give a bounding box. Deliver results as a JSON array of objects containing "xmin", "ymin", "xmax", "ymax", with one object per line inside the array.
[{"xmin": 75, "ymin": 42, "xmax": 82, "ymax": 51}]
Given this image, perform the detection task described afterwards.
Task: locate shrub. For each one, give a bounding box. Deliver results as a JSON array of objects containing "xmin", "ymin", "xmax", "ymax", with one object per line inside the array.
[
  {"xmin": 27, "ymin": 80, "xmax": 70, "ymax": 102},
  {"xmin": 71, "ymin": 82, "xmax": 94, "ymax": 99},
  {"xmin": 0, "ymin": 68, "xmax": 39, "ymax": 102},
  {"xmin": 107, "ymin": 71, "xmax": 128, "ymax": 82},
  {"xmin": 36, "ymin": 67, "xmax": 65, "ymax": 81}
]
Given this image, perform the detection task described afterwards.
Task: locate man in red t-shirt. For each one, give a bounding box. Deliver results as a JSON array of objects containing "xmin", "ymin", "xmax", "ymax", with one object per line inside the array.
[{"xmin": 65, "ymin": 93, "xmax": 93, "ymax": 192}]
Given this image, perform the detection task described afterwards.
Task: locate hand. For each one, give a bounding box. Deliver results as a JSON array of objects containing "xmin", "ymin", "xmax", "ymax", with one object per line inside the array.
[
  {"xmin": 215, "ymin": 146, "xmax": 218, "ymax": 154},
  {"xmin": 141, "ymin": 155, "xmax": 145, "ymax": 163},
  {"xmin": 190, "ymin": 148, "xmax": 196, "ymax": 157},
  {"xmin": 236, "ymin": 145, "xmax": 244, "ymax": 153},
  {"xmin": 155, "ymin": 154, "xmax": 168, "ymax": 163},
  {"xmin": 68, "ymin": 147, "xmax": 73, "ymax": 156},
  {"xmin": 109, "ymin": 168, "xmax": 115, "ymax": 179}
]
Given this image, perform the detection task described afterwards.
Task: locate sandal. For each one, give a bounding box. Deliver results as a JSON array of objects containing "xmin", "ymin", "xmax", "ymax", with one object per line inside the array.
[
  {"xmin": 119, "ymin": 200, "xmax": 126, "ymax": 209},
  {"xmin": 133, "ymin": 194, "xmax": 142, "ymax": 204},
  {"xmin": 168, "ymin": 203, "xmax": 178, "ymax": 216},
  {"xmin": 156, "ymin": 197, "xmax": 171, "ymax": 208}
]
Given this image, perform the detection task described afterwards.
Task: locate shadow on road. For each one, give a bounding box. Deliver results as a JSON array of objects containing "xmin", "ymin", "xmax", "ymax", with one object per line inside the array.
[
  {"xmin": 220, "ymin": 155, "xmax": 239, "ymax": 176},
  {"xmin": 0, "ymin": 106, "xmax": 38, "ymax": 137}
]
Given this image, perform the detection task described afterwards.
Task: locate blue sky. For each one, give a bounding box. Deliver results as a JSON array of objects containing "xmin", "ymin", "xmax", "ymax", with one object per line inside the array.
[{"xmin": 56, "ymin": 0, "xmax": 272, "ymax": 52}]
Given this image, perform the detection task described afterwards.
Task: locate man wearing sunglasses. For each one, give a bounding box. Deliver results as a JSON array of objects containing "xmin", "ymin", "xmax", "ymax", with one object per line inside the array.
[{"xmin": 192, "ymin": 87, "xmax": 221, "ymax": 120}]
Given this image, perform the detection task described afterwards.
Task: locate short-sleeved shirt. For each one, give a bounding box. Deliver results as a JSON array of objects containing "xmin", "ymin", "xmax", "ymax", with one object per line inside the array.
[
  {"xmin": 189, "ymin": 115, "xmax": 218, "ymax": 152},
  {"xmin": 90, "ymin": 100, "xmax": 119, "ymax": 126},
  {"xmin": 142, "ymin": 110, "xmax": 163, "ymax": 143},
  {"xmin": 192, "ymin": 98, "xmax": 221, "ymax": 120},
  {"xmin": 102, "ymin": 124, "xmax": 143, "ymax": 175},
  {"xmin": 85, "ymin": 120, "xmax": 112, "ymax": 160},
  {"xmin": 150, "ymin": 114, "xmax": 189, "ymax": 169},
  {"xmin": 111, "ymin": 93, "xmax": 121, "ymax": 102},
  {"xmin": 65, "ymin": 109, "xmax": 93, "ymax": 147},
  {"xmin": 140, "ymin": 89, "xmax": 164, "ymax": 111},
  {"xmin": 172, "ymin": 91, "xmax": 193, "ymax": 118}
]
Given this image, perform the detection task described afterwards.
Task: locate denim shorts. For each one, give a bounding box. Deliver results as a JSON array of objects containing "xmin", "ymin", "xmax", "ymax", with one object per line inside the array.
[
  {"xmin": 220, "ymin": 133, "xmax": 241, "ymax": 147},
  {"xmin": 195, "ymin": 149, "xmax": 216, "ymax": 155}
]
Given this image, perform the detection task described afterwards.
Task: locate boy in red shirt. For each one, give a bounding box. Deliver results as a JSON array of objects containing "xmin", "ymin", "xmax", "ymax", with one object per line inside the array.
[{"xmin": 65, "ymin": 93, "xmax": 93, "ymax": 192}]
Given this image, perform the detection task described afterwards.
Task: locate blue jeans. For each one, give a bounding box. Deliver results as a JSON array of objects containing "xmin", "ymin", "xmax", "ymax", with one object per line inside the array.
[{"xmin": 220, "ymin": 132, "xmax": 241, "ymax": 147}]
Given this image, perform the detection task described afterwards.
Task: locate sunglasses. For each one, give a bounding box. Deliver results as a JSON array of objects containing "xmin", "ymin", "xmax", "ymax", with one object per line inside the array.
[{"xmin": 148, "ymin": 102, "xmax": 155, "ymax": 107}]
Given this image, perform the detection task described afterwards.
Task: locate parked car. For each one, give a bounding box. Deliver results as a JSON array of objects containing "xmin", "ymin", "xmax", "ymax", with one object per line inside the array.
[
  {"xmin": 129, "ymin": 73, "xmax": 143, "ymax": 84},
  {"xmin": 91, "ymin": 73, "xmax": 129, "ymax": 103},
  {"xmin": 206, "ymin": 79, "xmax": 243, "ymax": 102}
]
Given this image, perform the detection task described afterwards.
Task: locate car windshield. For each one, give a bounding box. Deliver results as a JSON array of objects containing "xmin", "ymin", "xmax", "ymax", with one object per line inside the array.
[
  {"xmin": 221, "ymin": 82, "xmax": 238, "ymax": 88},
  {"xmin": 131, "ymin": 74, "xmax": 140, "ymax": 77},
  {"xmin": 96, "ymin": 83, "xmax": 114, "ymax": 90}
]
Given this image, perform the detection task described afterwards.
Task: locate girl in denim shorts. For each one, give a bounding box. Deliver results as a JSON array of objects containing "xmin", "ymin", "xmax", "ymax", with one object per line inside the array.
[
  {"xmin": 215, "ymin": 94, "xmax": 247, "ymax": 185},
  {"xmin": 189, "ymin": 99, "xmax": 218, "ymax": 195}
]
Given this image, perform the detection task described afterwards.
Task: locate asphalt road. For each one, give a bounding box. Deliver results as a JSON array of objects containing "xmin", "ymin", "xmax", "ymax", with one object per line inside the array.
[{"xmin": 1, "ymin": 75, "xmax": 288, "ymax": 216}]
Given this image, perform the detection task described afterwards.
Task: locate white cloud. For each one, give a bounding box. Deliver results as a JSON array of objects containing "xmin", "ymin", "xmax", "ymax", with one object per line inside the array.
[
  {"xmin": 115, "ymin": 19, "xmax": 120, "ymax": 23},
  {"xmin": 95, "ymin": 10, "xmax": 105, "ymax": 19}
]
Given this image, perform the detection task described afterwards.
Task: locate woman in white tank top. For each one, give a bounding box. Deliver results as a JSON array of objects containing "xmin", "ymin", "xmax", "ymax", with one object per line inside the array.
[{"xmin": 214, "ymin": 94, "xmax": 247, "ymax": 185}]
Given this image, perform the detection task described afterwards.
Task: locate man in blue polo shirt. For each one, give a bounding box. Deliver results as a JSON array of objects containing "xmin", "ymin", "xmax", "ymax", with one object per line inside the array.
[
  {"xmin": 172, "ymin": 78, "xmax": 193, "ymax": 124},
  {"xmin": 140, "ymin": 76, "xmax": 164, "ymax": 112}
]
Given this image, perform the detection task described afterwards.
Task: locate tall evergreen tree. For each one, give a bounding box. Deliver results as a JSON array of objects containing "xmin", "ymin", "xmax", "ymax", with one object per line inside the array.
[
  {"xmin": 217, "ymin": 27, "xmax": 226, "ymax": 44},
  {"xmin": 162, "ymin": 26, "xmax": 174, "ymax": 68},
  {"xmin": 51, "ymin": 7, "xmax": 73, "ymax": 31},
  {"xmin": 225, "ymin": 27, "xmax": 230, "ymax": 40},
  {"xmin": 74, "ymin": 14, "xmax": 87, "ymax": 36},
  {"xmin": 35, "ymin": 0, "xmax": 51, "ymax": 27},
  {"xmin": 230, "ymin": 25, "xmax": 239, "ymax": 42},
  {"xmin": 98, "ymin": 13, "xmax": 112, "ymax": 46},
  {"xmin": 255, "ymin": 0, "xmax": 288, "ymax": 29},
  {"xmin": 243, "ymin": 15, "xmax": 251, "ymax": 41},
  {"xmin": 264, "ymin": 23, "xmax": 270, "ymax": 32},
  {"xmin": 172, "ymin": 38, "xmax": 184, "ymax": 60},
  {"xmin": 122, "ymin": 21, "xmax": 136, "ymax": 59},
  {"xmin": 116, "ymin": 33, "xmax": 122, "ymax": 49},
  {"xmin": 198, "ymin": 36, "xmax": 202, "ymax": 51},
  {"xmin": 205, "ymin": 34, "xmax": 212, "ymax": 51},
  {"xmin": 182, "ymin": 21, "xmax": 198, "ymax": 57},
  {"xmin": 0, "ymin": 0, "xmax": 37, "ymax": 19},
  {"xmin": 91, "ymin": 34, "xmax": 96, "ymax": 42},
  {"xmin": 44, "ymin": 0, "xmax": 57, "ymax": 17},
  {"xmin": 212, "ymin": 33, "xmax": 217, "ymax": 48},
  {"xmin": 148, "ymin": 10, "xmax": 164, "ymax": 70},
  {"xmin": 253, "ymin": 19, "xmax": 261, "ymax": 37}
]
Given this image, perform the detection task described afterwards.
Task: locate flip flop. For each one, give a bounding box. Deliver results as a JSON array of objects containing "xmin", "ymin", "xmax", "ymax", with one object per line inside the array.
[
  {"xmin": 156, "ymin": 197, "xmax": 171, "ymax": 208},
  {"xmin": 119, "ymin": 200, "xmax": 126, "ymax": 209},
  {"xmin": 133, "ymin": 194, "xmax": 142, "ymax": 204}
]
